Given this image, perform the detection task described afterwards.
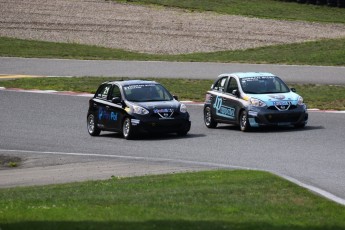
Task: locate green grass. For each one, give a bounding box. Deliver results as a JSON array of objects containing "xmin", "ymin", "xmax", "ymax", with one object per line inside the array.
[
  {"xmin": 120, "ymin": 0, "xmax": 345, "ymax": 23},
  {"xmin": 115, "ymin": 0, "xmax": 345, "ymax": 23},
  {"xmin": 1, "ymin": 170, "xmax": 345, "ymax": 230},
  {"xmin": 1, "ymin": 37, "xmax": 345, "ymax": 66},
  {"xmin": 0, "ymin": 77, "xmax": 213, "ymax": 102},
  {"xmin": 293, "ymin": 84, "xmax": 345, "ymax": 110},
  {"xmin": 1, "ymin": 77, "xmax": 345, "ymax": 110}
]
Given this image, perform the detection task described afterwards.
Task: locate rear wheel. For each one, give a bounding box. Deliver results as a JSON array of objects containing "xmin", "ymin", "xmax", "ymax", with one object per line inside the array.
[
  {"xmin": 239, "ymin": 110, "xmax": 250, "ymax": 132},
  {"xmin": 204, "ymin": 106, "xmax": 217, "ymax": 128},
  {"xmin": 122, "ymin": 118, "xmax": 134, "ymax": 140},
  {"xmin": 87, "ymin": 113, "xmax": 101, "ymax": 136}
]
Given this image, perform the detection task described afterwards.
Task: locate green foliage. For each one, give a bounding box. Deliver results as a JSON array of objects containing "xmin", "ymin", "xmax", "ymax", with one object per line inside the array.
[
  {"xmin": 8, "ymin": 162, "xmax": 17, "ymax": 167},
  {"xmin": 1, "ymin": 170, "xmax": 345, "ymax": 229},
  {"xmin": 0, "ymin": 155, "xmax": 21, "ymax": 169}
]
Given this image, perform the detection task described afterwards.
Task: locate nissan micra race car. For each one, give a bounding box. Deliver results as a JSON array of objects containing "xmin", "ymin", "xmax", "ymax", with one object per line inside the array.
[
  {"xmin": 87, "ymin": 80, "xmax": 191, "ymax": 139},
  {"xmin": 204, "ymin": 72, "xmax": 308, "ymax": 131}
]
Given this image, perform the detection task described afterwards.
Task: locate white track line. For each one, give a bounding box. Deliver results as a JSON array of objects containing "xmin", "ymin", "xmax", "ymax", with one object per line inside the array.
[{"xmin": 1, "ymin": 148, "xmax": 344, "ymax": 206}]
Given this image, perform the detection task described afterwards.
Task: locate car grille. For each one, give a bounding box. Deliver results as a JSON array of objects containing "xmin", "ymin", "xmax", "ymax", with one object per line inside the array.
[
  {"xmin": 267, "ymin": 105, "xmax": 297, "ymax": 111},
  {"xmin": 151, "ymin": 109, "xmax": 178, "ymax": 119},
  {"xmin": 265, "ymin": 113, "xmax": 301, "ymax": 123}
]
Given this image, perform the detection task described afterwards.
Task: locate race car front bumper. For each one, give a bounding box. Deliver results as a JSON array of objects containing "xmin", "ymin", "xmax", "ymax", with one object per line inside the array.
[
  {"xmin": 247, "ymin": 104, "xmax": 308, "ymax": 127},
  {"xmin": 130, "ymin": 113, "xmax": 191, "ymax": 134}
]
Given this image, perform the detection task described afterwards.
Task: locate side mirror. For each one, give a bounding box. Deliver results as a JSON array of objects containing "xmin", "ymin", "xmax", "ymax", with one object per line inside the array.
[
  {"xmin": 290, "ymin": 88, "xmax": 296, "ymax": 92},
  {"xmin": 173, "ymin": 95, "xmax": 179, "ymax": 101},
  {"xmin": 232, "ymin": 89, "xmax": 240, "ymax": 97},
  {"xmin": 111, "ymin": 97, "xmax": 122, "ymax": 104}
]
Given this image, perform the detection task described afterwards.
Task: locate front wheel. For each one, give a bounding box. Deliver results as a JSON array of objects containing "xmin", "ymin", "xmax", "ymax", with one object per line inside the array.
[
  {"xmin": 294, "ymin": 123, "xmax": 306, "ymax": 129},
  {"xmin": 204, "ymin": 106, "xmax": 217, "ymax": 128},
  {"xmin": 87, "ymin": 113, "xmax": 101, "ymax": 136},
  {"xmin": 122, "ymin": 118, "xmax": 134, "ymax": 140},
  {"xmin": 239, "ymin": 110, "xmax": 250, "ymax": 132}
]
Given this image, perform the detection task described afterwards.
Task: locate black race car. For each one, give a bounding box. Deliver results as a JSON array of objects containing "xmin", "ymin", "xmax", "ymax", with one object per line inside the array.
[
  {"xmin": 87, "ymin": 80, "xmax": 191, "ymax": 139},
  {"xmin": 204, "ymin": 72, "xmax": 308, "ymax": 131}
]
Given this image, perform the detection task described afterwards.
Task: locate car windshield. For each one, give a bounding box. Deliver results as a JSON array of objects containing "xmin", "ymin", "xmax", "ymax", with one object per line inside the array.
[
  {"xmin": 240, "ymin": 76, "xmax": 290, "ymax": 94},
  {"xmin": 123, "ymin": 84, "xmax": 173, "ymax": 102}
]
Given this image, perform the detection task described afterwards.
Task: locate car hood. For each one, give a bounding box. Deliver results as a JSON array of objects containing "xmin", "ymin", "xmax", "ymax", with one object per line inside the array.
[
  {"xmin": 130, "ymin": 100, "xmax": 181, "ymax": 110},
  {"xmin": 245, "ymin": 92, "xmax": 300, "ymax": 106}
]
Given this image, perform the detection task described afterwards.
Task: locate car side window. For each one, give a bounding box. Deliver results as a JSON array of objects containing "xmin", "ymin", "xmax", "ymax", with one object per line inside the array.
[
  {"xmin": 96, "ymin": 84, "xmax": 111, "ymax": 99},
  {"xmin": 213, "ymin": 77, "xmax": 227, "ymax": 92},
  {"xmin": 226, "ymin": 77, "xmax": 239, "ymax": 94},
  {"xmin": 110, "ymin": 85, "xmax": 121, "ymax": 100}
]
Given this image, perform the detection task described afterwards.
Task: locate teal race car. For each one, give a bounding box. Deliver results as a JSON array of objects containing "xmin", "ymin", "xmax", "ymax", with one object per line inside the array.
[{"xmin": 204, "ymin": 72, "xmax": 308, "ymax": 131}]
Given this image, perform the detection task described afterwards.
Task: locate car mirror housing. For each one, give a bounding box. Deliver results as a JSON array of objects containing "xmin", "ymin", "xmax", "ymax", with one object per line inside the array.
[
  {"xmin": 232, "ymin": 89, "xmax": 240, "ymax": 97},
  {"xmin": 291, "ymin": 88, "xmax": 297, "ymax": 92},
  {"xmin": 173, "ymin": 95, "xmax": 179, "ymax": 101},
  {"xmin": 111, "ymin": 97, "xmax": 122, "ymax": 104}
]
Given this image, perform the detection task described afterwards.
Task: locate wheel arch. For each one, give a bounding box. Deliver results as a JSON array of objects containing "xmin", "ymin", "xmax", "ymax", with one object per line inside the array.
[{"xmin": 237, "ymin": 108, "xmax": 246, "ymax": 125}]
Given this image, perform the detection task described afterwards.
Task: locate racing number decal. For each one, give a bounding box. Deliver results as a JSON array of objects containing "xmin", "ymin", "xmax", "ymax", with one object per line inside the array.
[
  {"xmin": 213, "ymin": 96, "xmax": 223, "ymax": 111},
  {"xmin": 213, "ymin": 95, "xmax": 236, "ymax": 120}
]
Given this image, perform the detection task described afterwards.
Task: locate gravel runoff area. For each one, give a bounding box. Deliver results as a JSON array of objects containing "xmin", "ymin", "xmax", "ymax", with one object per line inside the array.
[{"xmin": 1, "ymin": 0, "xmax": 345, "ymax": 54}]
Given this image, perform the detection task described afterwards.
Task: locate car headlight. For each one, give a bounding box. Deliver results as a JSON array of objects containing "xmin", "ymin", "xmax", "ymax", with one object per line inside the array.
[
  {"xmin": 180, "ymin": 104, "xmax": 187, "ymax": 113},
  {"xmin": 297, "ymin": 96, "xmax": 304, "ymax": 105},
  {"xmin": 250, "ymin": 98, "xmax": 266, "ymax": 107},
  {"xmin": 132, "ymin": 105, "xmax": 149, "ymax": 115}
]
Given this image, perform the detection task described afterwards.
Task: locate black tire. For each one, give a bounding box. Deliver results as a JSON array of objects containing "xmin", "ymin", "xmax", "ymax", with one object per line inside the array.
[
  {"xmin": 177, "ymin": 130, "xmax": 188, "ymax": 136},
  {"xmin": 177, "ymin": 122, "xmax": 190, "ymax": 136},
  {"xmin": 122, "ymin": 117, "xmax": 134, "ymax": 140},
  {"xmin": 87, "ymin": 113, "xmax": 101, "ymax": 136},
  {"xmin": 239, "ymin": 110, "xmax": 250, "ymax": 132},
  {"xmin": 204, "ymin": 106, "xmax": 217, "ymax": 128}
]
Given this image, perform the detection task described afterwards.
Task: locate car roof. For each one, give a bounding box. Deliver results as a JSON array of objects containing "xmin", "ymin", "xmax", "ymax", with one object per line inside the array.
[
  {"xmin": 219, "ymin": 72, "xmax": 276, "ymax": 79},
  {"xmin": 104, "ymin": 80, "xmax": 158, "ymax": 86}
]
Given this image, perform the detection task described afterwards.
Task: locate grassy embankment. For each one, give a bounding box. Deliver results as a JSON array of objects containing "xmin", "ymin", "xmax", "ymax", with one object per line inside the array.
[
  {"xmin": 1, "ymin": 37, "xmax": 345, "ymax": 66},
  {"xmin": 1, "ymin": 170, "xmax": 345, "ymax": 230},
  {"xmin": 115, "ymin": 0, "xmax": 345, "ymax": 23}
]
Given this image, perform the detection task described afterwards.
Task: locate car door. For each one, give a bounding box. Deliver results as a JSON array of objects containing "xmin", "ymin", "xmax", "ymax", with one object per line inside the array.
[
  {"xmin": 222, "ymin": 77, "xmax": 242, "ymax": 123},
  {"xmin": 210, "ymin": 76, "xmax": 230, "ymax": 122},
  {"xmin": 92, "ymin": 84, "xmax": 112, "ymax": 129},
  {"xmin": 104, "ymin": 84, "xmax": 126, "ymax": 131}
]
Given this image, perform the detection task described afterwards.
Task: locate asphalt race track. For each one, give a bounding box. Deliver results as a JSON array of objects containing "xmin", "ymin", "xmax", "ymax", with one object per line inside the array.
[
  {"xmin": 0, "ymin": 90, "xmax": 345, "ymax": 203},
  {"xmin": 1, "ymin": 57, "xmax": 345, "ymax": 84}
]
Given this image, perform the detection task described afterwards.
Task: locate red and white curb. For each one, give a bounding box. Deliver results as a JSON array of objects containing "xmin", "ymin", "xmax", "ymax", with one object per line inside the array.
[{"xmin": 1, "ymin": 87, "xmax": 345, "ymax": 113}]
